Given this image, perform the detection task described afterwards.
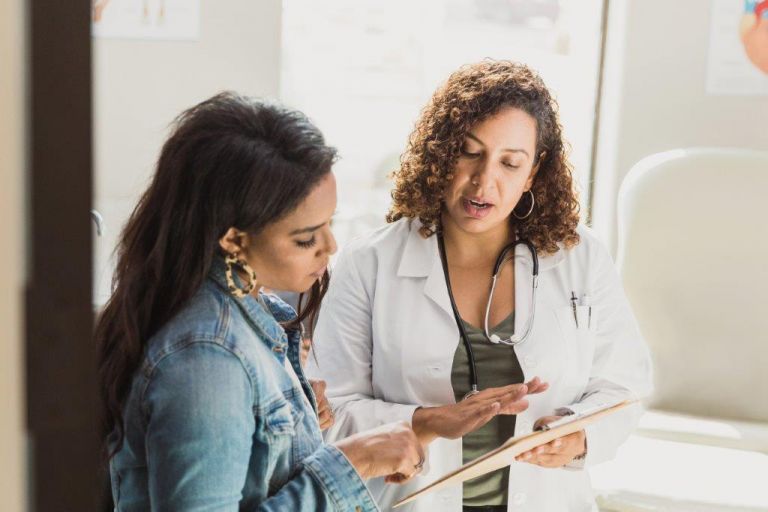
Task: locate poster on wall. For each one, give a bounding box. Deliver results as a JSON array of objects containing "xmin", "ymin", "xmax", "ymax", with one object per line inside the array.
[
  {"xmin": 706, "ymin": 0, "xmax": 768, "ymax": 95},
  {"xmin": 92, "ymin": 0, "xmax": 201, "ymax": 41}
]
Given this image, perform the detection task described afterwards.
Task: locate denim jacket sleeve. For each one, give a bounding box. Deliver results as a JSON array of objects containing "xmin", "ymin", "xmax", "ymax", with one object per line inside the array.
[{"xmin": 143, "ymin": 341, "xmax": 378, "ymax": 512}]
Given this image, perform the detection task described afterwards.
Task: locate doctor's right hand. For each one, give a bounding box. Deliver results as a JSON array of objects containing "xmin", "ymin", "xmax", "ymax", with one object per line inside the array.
[
  {"xmin": 412, "ymin": 377, "xmax": 548, "ymax": 445},
  {"xmin": 335, "ymin": 421, "xmax": 425, "ymax": 484}
]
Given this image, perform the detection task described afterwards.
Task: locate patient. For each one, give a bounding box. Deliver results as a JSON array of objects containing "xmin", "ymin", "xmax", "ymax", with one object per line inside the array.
[{"xmin": 95, "ymin": 92, "xmax": 424, "ymax": 510}]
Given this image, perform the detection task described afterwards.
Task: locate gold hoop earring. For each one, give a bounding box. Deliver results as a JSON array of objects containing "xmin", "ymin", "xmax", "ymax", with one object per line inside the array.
[
  {"xmin": 513, "ymin": 190, "xmax": 535, "ymax": 220},
  {"xmin": 224, "ymin": 253, "xmax": 258, "ymax": 298}
]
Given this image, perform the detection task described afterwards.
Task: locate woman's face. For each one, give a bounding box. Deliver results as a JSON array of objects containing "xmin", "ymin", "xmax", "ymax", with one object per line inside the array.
[
  {"xmin": 442, "ymin": 106, "xmax": 539, "ymax": 236},
  {"xmin": 220, "ymin": 172, "xmax": 338, "ymax": 294}
]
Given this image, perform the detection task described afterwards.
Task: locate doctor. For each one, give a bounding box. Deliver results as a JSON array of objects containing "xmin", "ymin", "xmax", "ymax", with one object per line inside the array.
[{"xmin": 307, "ymin": 61, "xmax": 652, "ymax": 512}]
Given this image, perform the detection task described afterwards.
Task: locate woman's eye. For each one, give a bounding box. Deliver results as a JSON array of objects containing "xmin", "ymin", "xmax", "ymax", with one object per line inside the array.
[
  {"xmin": 295, "ymin": 236, "xmax": 317, "ymax": 249},
  {"xmin": 460, "ymin": 148, "xmax": 481, "ymax": 158},
  {"xmin": 502, "ymin": 161, "xmax": 521, "ymax": 170}
]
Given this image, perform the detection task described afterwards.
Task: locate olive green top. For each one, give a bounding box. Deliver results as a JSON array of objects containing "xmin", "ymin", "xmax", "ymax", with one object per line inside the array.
[{"xmin": 450, "ymin": 312, "xmax": 524, "ymax": 507}]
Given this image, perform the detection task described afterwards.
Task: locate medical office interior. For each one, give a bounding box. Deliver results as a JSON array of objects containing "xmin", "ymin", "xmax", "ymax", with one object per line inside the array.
[{"xmin": 2, "ymin": 0, "xmax": 767, "ymax": 510}]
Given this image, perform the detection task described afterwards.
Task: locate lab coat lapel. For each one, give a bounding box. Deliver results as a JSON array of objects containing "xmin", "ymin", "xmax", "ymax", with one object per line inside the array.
[
  {"xmin": 423, "ymin": 254, "xmax": 454, "ymax": 319},
  {"xmin": 396, "ymin": 220, "xmax": 454, "ymax": 320}
]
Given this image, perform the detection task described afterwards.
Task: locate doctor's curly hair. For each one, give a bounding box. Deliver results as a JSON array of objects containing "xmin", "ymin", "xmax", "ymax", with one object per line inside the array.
[{"xmin": 386, "ymin": 60, "xmax": 580, "ymax": 254}]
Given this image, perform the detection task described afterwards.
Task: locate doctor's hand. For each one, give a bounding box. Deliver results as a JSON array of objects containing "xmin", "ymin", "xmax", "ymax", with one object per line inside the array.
[
  {"xmin": 309, "ymin": 379, "xmax": 334, "ymax": 430},
  {"xmin": 515, "ymin": 415, "xmax": 586, "ymax": 468},
  {"xmin": 412, "ymin": 377, "xmax": 548, "ymax": 445},
  {"xmin": 335, "ymin": 421, "xmax": 425, "ymax": 484}
]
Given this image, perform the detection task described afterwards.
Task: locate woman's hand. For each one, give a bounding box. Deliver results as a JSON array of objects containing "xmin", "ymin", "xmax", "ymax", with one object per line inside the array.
[
  {"xmin": 335, "ymin": 421, "xmax": 425, "ymax": 483},
  {"xmin": 514, "ymin": 415, "xmax": 586, "ymax": 468},
  {"xmin": 309, "ymin": 379, "xmax": 334, "ymax": 430},
  {"xmin": 299, "ymin": 337, "xmax": 312, "ymax": 367},
  {"xmin": 412, "ymin": 377, "xmax": 549, "ymax": 445}
]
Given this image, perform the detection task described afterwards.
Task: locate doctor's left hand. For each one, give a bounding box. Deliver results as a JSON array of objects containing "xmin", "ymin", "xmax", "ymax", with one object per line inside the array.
[
  {"xmin": 514, "ymin": 415, "xmax": 586, "ymax": 468},
  {"xmin": 310, "ymin": 379, "xmax": 335, "ymax": 430}
]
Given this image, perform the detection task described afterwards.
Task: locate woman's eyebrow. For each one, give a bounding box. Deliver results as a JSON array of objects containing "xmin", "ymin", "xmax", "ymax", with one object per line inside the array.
[
  {"xmin": 289, "ymin": 222, "xmax": 325, "ymax": 236},
  {"xmin": 466, "ymin": 132, "xmax": 530, "ymax": 157}
]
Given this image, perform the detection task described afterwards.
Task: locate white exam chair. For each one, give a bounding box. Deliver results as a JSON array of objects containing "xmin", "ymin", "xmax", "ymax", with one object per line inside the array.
[{"xmin": 590, "ymin": 148, "xmax": 768, "ymax": 511}]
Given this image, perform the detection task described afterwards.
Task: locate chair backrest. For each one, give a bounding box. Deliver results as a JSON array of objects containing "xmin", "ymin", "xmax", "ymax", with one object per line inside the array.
[{"xmin": 617, "ymin": 148, "xmax": 768, "ymax": 423}]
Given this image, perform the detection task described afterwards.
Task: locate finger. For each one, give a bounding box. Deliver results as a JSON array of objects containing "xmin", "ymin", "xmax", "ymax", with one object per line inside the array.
[
  {"xmin": 529, "ymin": 454, "xmax": 566, "ymax": 468},
  {"xmin": 496, "ymin": 397, "xmax": 529, "ymax": 415},
  {"xmin": 525, "ymin": 377, "xmax": 549, "ymax": 394},
  {"xmin": 470, "ymin": 401, "xmax": 501, "ymax": 430},
  {"xmin": 310, "ymin": 379, "xmax": 327, "ymax": 393},
  {"xmin": 533, "ymin": 415, "xmax": 562, "ymax": 431},
  {"xmin": 318, "ymin": 408, "xmax": 332, "ymax": 422},
  {"xmin": 477, "ymin": 383, "xmax": 529, "ymax": 401}
]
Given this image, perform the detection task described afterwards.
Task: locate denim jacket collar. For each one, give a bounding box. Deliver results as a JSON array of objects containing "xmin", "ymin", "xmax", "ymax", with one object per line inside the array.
[{"xmin": 208, "ymin": 256, "xmax": 297, "ymax": 355}]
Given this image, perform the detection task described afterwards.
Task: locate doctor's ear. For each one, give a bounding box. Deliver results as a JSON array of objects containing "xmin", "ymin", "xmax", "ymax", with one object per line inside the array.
[{"xmin": 218, "ymin": 227, "xmax": 250, "ymax": 256}]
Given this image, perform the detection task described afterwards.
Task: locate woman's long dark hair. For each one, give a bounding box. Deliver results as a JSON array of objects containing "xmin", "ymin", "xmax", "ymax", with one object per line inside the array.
[{"xmin": 96, "ymin": 92, "xmax": 336, "ymax": 457}]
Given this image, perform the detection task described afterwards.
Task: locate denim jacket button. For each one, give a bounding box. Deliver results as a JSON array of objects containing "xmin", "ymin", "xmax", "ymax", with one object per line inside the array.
[
  {"xmin": 355, "ymin": 507, "xmax": 362, "ymax": 512},
  {"xmin": 272, "ymin": 345, "xmax": 285, "ymax": 353}
]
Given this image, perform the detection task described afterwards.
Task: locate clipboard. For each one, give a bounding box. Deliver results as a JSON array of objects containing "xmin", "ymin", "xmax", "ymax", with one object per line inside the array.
[{"xmin": 394, "ymin": 399, "xmax": 636, "ymax": 507}]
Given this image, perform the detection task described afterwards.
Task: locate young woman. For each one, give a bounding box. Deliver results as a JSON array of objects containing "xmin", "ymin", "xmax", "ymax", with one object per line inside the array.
[
  {"xmin": 96, "ymin": 92, "xmax": 424, "ymax": 511},
  {"xmin": 308, "ymin": 61, "xmax": 653, "ymax": 511}
]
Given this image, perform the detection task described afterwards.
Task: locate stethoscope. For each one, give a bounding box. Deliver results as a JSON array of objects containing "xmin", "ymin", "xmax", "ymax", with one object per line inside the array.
[{"xmin": 437, "ymin": 230, "xmax": 539, "ymax": 400}]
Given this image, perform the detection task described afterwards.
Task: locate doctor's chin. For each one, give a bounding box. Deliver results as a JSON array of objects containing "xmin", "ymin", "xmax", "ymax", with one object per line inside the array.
[{"xmin": 3, "ymin": 1, "xmax": 766, "ymax": 511}]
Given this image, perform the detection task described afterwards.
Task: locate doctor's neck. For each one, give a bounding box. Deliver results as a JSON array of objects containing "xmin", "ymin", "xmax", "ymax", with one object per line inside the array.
[{"xmin": 440, "ymin": 211, "xmax": 514, "ymax": 267}]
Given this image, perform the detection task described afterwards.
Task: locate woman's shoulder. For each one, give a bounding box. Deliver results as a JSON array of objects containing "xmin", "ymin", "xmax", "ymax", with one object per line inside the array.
[{"xmin": 141, "ymin": 283, "xmax": 258, "ymax": 376}]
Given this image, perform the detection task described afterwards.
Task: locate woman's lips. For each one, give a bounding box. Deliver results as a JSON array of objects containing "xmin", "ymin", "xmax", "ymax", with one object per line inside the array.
[
  {"xmin": 461, "ymin": 197, "xmax": 493, "ymax": 219},
  {"xmin": 309, "ymin": 266, "xmax": 326, "ymax": 279}
]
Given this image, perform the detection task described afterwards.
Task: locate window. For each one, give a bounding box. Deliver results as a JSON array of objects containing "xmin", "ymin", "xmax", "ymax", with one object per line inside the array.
[{"xmin": 282, "ymin": 0, "xmax": 606, "ymax": 245}]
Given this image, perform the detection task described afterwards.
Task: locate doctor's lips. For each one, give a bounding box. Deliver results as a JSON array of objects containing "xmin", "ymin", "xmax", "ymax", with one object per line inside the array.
[{"xmin": 462, "ymin": 196, "xmax": 494, "ymax": 219}]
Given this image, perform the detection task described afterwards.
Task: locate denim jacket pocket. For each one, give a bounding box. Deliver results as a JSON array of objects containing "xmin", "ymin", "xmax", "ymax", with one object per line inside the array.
[{"xmin": 264, "ymin": 399, "xmax": 299, "ymax": 436}]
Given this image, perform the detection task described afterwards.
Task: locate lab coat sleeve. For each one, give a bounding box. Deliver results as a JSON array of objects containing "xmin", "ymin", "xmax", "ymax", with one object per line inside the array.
[
  {"xmin": 559, "ymin": 237, "xmax": 654, "ymax": 468},
  {"xmin": 306, "ymin": 247, "xmax": 419, "ymax": 441}
]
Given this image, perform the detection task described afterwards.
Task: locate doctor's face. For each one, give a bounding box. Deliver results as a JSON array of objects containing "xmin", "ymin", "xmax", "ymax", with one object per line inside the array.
[{"xmin": 442, "ymin": 106, "xmax": 539, "ymax": 236}]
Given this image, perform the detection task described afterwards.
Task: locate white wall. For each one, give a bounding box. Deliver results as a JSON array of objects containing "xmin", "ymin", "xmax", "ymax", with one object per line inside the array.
[
  {"xmin": 93, "ymin": 0, "xmax": 282, "ymax": 305},
  {"xmin": 0, "ymin": 0, "xmax": 28, "ymax": 508},
  {"xmin": 592, "ymin": 0, "xmax": 768, "ymax": 251}
]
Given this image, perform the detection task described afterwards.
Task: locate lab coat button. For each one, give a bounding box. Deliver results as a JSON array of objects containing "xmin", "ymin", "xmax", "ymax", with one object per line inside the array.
[
  {"xmin": 512, "ymin": 491, "xmax": 527, "ymax": 505},
  {"xmin": 523, "ymin": 356, "xmax": 537, "ymax": 368},
  {"xmin": 518, "ymin": 420, "xmax": 531, "ymax": 433}
]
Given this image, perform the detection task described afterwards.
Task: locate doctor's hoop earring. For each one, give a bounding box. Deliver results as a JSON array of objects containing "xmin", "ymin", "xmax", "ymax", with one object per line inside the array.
[
  {"xmin": 513, "ymin": 190, "xmax": 535, "ymax": 220},
  {"xmin": 224, "ymin": 252, "xmax": 258, "ymax": 298}
]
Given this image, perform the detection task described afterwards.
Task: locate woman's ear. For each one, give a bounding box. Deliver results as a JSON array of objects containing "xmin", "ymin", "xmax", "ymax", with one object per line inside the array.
[{"xmin": 218, "ymin": 227, "xmax": 248, "ymax": 255}]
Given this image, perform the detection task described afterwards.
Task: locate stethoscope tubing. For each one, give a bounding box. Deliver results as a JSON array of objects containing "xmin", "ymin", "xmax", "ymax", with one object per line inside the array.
[{"xmin": 437, "ymin": 229, "xmax": 539, "ymax": 399}]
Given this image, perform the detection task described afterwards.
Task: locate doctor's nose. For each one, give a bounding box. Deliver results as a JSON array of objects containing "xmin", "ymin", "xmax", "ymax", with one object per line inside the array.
[{"xmin": 470, "ymin": 160, "xmax": 494, "ymax": 189}]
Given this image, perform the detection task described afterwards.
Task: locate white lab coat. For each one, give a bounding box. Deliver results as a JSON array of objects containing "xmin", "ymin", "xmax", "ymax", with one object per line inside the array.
[{"xmin": 307, "ymin": 218, "xmax": 653, "ymax": 512}]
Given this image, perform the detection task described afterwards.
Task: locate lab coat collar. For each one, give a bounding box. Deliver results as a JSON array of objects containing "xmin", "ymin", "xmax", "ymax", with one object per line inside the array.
[
  {"xmin": 396, "ymin": 218, "xmax": 566, "ymax": 322},
  {"xmin": 396, "ymin": 218, "xmax": 566, "ymax": 278}
]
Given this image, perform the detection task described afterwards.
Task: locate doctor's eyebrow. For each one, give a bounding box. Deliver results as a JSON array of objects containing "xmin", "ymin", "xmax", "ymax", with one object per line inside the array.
[{"xmin": 466, "ymin": 132, "xmax": 530, "ymax": 157}]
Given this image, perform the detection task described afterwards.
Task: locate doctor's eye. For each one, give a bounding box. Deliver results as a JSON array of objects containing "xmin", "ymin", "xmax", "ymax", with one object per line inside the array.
[{"xmin": 295, "ymin": 236, "xmax": 317, "ymax": 249}]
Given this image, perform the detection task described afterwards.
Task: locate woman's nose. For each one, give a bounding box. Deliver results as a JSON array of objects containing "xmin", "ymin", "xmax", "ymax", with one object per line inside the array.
[{"xmin": 319, "ymin": 227, "xmax": 337, "ymax": 256}]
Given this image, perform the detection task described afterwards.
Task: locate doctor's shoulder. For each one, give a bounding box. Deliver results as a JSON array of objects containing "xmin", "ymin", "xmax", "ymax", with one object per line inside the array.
[
  {"xmin": 560, "ymin": 224, "xmax": 617, "ymax": 276},
  {"xmin": 330, "ymin": 218, "xmax": 415, "ymax": 273}
]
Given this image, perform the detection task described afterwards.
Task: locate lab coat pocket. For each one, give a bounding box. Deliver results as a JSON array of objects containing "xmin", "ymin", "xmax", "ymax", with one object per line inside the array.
[{"xmin": 554, "ymin": 306, "xmax": 597, "ymax": 398}]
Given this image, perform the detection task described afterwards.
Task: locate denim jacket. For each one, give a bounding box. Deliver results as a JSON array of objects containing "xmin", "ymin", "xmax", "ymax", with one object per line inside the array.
[{"xmin": 108, "ymin": 258, "xmax": 378, "ymax": 511}]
